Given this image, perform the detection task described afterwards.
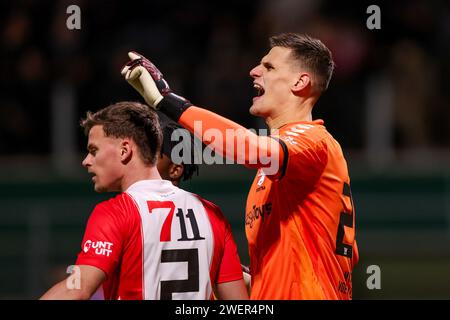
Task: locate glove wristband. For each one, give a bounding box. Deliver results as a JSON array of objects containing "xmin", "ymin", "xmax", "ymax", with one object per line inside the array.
[{"xmin": 158, "ymin": 93, "xmax": 192, "ymax": 122}]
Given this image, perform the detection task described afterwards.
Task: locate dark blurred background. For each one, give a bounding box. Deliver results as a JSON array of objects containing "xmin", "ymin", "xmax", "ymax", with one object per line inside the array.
[{"xmin": 0, "ymin": 0, "xmax": 449, "ymax": 299}]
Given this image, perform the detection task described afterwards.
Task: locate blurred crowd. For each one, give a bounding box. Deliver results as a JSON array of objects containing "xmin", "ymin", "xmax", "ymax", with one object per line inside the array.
[{"xmin": 1, "ymin": 0, "xmax": 449, "ymax": 157}]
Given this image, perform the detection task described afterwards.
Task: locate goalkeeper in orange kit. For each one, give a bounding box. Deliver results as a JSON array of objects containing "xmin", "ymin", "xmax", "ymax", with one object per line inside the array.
[{"xmin": 122, "ymin": 33, "xmax": 358, "ymax": 299}]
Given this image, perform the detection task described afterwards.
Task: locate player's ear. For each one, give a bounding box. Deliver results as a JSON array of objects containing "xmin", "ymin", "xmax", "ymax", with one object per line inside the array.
[
  {"xmin": 292, "ymin": 72, "xmax": 311, "ymax": 93},
  {"xmin": 169, "ymin": 163, "xmax": 184, "ymax": 182},
  {"xmin": 120, "ymin": 139, "xmax": 132, "ymax": 163}
]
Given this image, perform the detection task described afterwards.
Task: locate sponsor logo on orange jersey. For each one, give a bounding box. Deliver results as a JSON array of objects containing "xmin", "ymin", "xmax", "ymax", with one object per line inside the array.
[{"xmin": 245, "ymin": 203, "xmax": 272, "ymax": 228}]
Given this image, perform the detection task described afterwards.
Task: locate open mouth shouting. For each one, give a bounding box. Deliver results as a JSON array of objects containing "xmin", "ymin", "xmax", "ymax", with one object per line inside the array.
[{"xmin": 253, "ymin": 83, "xmax": 265, "ymax": 101}]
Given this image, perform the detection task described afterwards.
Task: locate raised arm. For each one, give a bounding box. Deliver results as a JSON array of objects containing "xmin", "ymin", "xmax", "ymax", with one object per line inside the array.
[{"xmin": 121, "ymin": 52, "xmax": 285, "ymax": 174}]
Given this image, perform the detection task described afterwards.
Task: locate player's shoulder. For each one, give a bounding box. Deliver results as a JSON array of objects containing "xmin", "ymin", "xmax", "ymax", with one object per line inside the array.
[
  {"xmin": 185, "ymin": 191, "xmax": 222, "ymax": 213},
  {"xmin": 186, "ymin": 192, "xmax": 228, "ymax": 221},
  {"xmin": 277, "ymin": 120, "xmax": 333, "ymax": 152},
  {"xmin": 93, "ymin": 192, "xmax": 135, "ymax": 216},
  {"xmin": 279, "ymin": 120, "xmax": 330, "ymax": 141}
]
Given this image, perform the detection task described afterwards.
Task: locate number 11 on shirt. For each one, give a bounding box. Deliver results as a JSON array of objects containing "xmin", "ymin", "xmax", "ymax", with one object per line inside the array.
[{"xmin": 147, "ymin": 201, "xmax": 205, "ymax": 242}]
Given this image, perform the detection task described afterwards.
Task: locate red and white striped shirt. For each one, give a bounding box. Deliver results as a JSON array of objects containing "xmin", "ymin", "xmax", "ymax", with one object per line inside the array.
[{"xmin": 76, "ymin": 179, "xmax": 243, "ymax": 300}]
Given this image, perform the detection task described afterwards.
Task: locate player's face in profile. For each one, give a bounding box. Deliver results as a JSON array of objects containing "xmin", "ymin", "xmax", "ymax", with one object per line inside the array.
[
  {"xmin": 82, "ymin": 125, "xmax": 123, "ymax": 192},
  {"xmin": 249, "ymin": 46, "xmax": 299, "ymax": 118},
  {"xmin": 156, "ymin": 153, "xmax": 172, "ymax": 181},
  {"xmin": 156, "ymin": 153, "xmax": 183, "ymax": 186}
]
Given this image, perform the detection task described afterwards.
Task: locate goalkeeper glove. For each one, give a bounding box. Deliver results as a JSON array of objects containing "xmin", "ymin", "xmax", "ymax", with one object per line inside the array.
[{"xmin": 121, "ymin": 52, "xmax": 191, "ymax": 121}]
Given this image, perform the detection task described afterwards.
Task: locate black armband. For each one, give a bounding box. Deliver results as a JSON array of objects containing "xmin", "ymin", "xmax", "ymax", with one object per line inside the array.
[
  {"xmin": 158, "ymin": 93, "xmax": 192, "ymax": 122},
  {"xmin": 271, "ymin": 137, "xmax": 289, "ymax": 180}
]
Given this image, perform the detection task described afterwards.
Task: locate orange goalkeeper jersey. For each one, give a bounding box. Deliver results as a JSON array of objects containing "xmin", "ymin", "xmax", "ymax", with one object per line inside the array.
[
  {"xmin": 245, "ymin": 120, "xmax": 358, "ymax": 299},
  {"xmin": 178, "ymin": 107, "xmax": 358, "ymax": 300}
]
